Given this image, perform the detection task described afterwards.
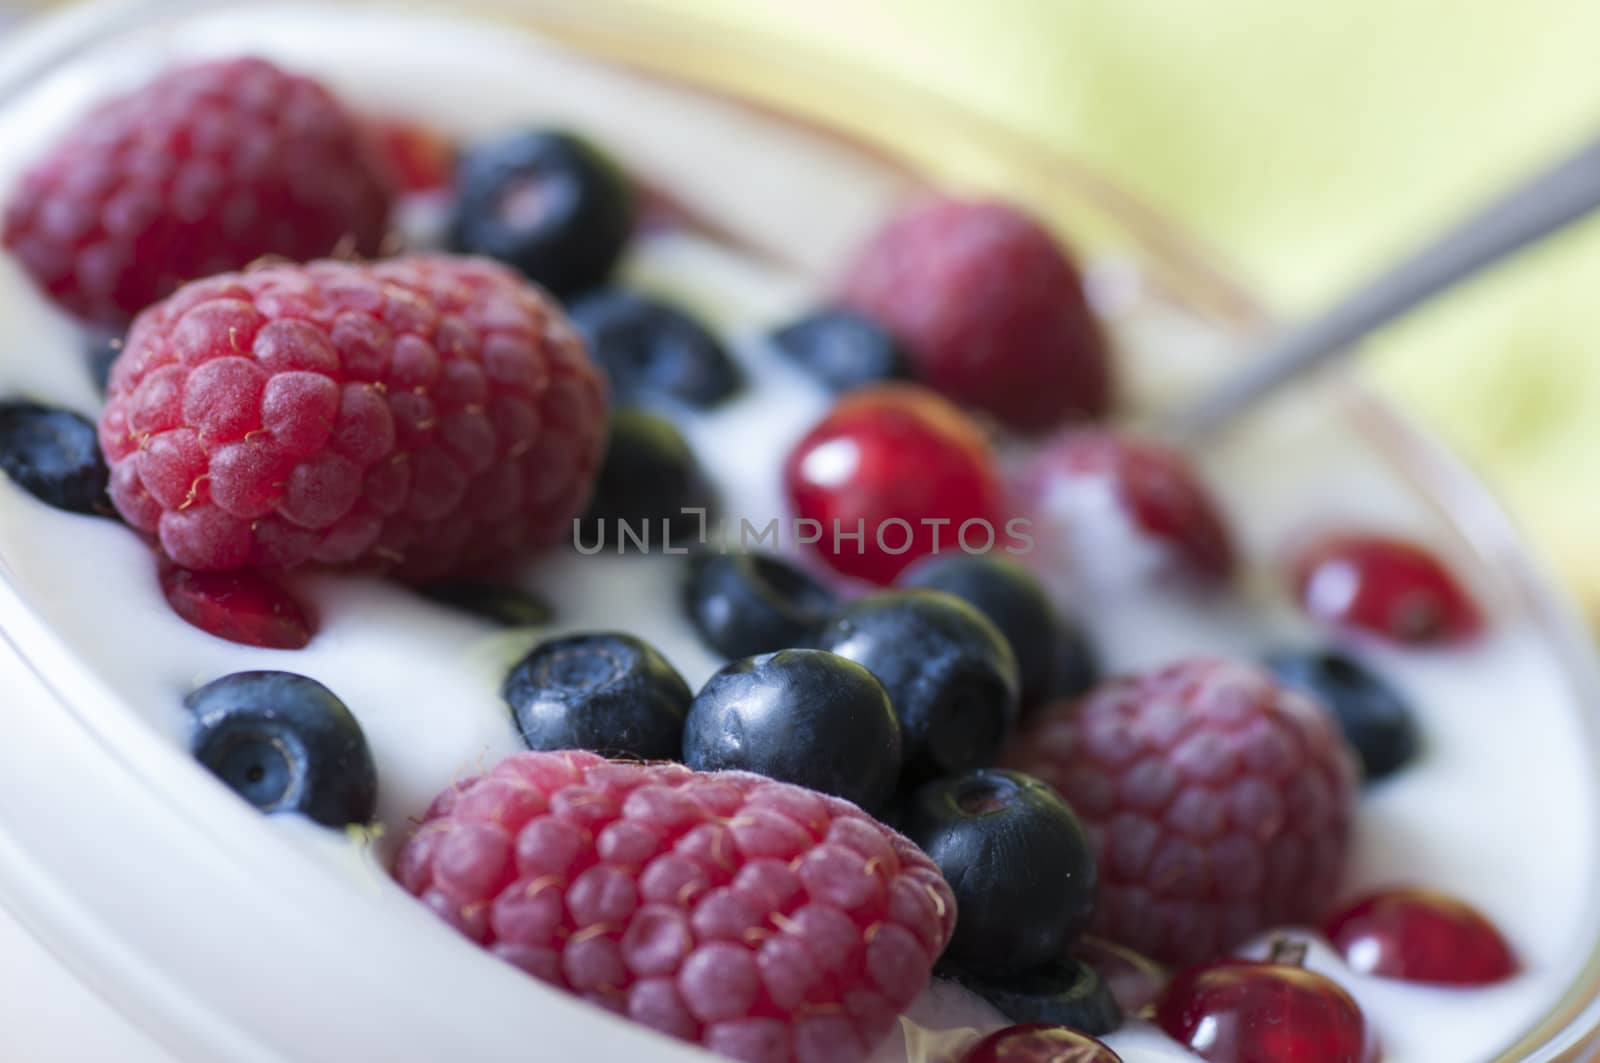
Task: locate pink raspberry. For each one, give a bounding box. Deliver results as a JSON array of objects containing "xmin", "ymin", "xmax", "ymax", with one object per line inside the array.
[
  {"xmin": 838, "ymin": 197, "xmax": 1112, "ymax": 434},
  {"xmin": 99, "ymin": 254, "xmax": 607, "ymax": 582},
  {"xmin": 1003, "ymin": 659, "xmax": 1358, "ymax": 966},
  {"xmin": 394, "ymin": 752, "xmax": 957, "ymax": 1063},
  {"xmin": 2, "ymin": 57, "xmax": 394, "ymax": 326}
]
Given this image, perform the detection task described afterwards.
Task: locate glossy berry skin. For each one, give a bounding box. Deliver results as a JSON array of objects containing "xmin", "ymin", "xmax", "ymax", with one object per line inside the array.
[
  {"xmin": 962, "ymin": 1024, "xmax": 1123, "ymax": 1063},
  {"xmin": 185, "ymin": 671, "xmax": 376, "ymax": 827},
  {"xmin": 816, "ymin": 591, "xmax": 1020, "ymax": 782},
  {"xmin": 1013, "ymin": 429, "xmax": 1234, "ymax": 585},
  {"xmin": 839, "ymin": 197, "xmax": 1111, "ymax": 433},
  {"xmin": 1072, "ymin": 935, "xmax": 1168, "ymax": 1017},
  {"xmin": 684, "ymin": 649, "xmax": 902, "ymax": 813},
  {"xmin": 784, "ymin": 384, "xmax": 1004, "ymax": 585},
  {"xmin": 98, "ymin": 255, "xmax": 607, "ymax": 581},
  {"xmin": 419, "ymin": 582, "xmax": 553, "ymax": 627},
  {"xmin": 901, "ymin": 770, "xmax": 1095, "ymax": 976},
  {"xmin": 160, "ymin": 566, "xmax": 313, "ymax": 650},
  {"xmin": 1154, "ymin": 959, "xmax": 1367, "ymax": 1063},
  {"xmin": 1322, "ymin": 887, "xmax": 1516, "ymax": 985},
  {"xmin": 568, "ymin": 288, "xmax": 741, "ymax": 409},
  {"xmin": 1292, "ymin": 534, "xmax": 1481, "ymax": 645},
  {"xmin": 899, "ymin": 553, "xmax": 1075, "ymax": 707},
  {"xmin": 503, "ymin": 633, "xmax": 692, "ymax": 761},
  {"xmin": 683, "ymin": 551, "xmax": 836, "ymax": 660},
  {"xmin": 1004, "ymin": 659, "xmax": 1358, "ymax": 966},
  {"xmin": 950, "ymin": 959, "xmax": 1121, "ymax": 1036},
  {"xmin": 449, "ymin": 130, "xmax": 633, "ymax": 300},
  {"xmin": 769, "ymin": 308, "xmax": 909, "ymax": 393},
  {"xmin": 393, "ymin": 751, "xmax": 957, "ymax": 1063},
  {"xmin": 1266, "ymin": 649, "xmax": 1419, "ymax": 781},
  {"xmin": 0, "ymin": 401, "xmax": 111, "ymax": 515},
  {"xmin": 579, "ymin": 409, "xmax": 716, "ymax": 549},
  {"xmin": 2, "ymin": 58, "xmax": 393, "ymax": 327}
]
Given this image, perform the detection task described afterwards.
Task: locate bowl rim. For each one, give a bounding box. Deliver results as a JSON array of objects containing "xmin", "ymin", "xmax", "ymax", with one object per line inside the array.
[{"xmin": 0, "ymin": 1, "xmax": 1597, "ymax": 1061}]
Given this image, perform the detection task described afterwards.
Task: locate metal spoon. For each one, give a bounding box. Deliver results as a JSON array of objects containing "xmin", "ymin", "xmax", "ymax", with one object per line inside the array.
[{"xmin": 1162, "ymin": 130, "xmax": 1600, "ymax": 440}]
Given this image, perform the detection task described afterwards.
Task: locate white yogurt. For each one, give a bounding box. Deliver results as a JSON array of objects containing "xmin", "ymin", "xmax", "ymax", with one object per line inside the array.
[{"xmin": 0, "ymin": 7, "xmax": 1596, "ymax": 1063}]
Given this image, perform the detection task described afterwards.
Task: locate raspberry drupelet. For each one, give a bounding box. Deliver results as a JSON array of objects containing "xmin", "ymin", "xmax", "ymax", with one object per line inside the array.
[
  {"xmin": 393, "ymin": 752, "xmax": 958, "ymax": 1063},
  {"xmin": 99, "ymin": 254, "xmax": 608, "ymax": 582},
  {"xmin": 2, "ymin": 57, "xmax": 394, "ymax": 327}
]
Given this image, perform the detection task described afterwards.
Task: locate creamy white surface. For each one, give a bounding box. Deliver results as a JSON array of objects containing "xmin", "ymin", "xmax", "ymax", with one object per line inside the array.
[{"xmin": 0, "ymin": 7, "xmax": 1595, "ymax": 1063}]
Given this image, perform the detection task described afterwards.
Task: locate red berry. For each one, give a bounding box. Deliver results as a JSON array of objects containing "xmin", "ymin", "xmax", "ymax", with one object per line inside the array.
[
  {"xmin": 393, "ymin": 751, "xmax": 957, "ymax": 1063},
  {"xmin": 1155, "ymin": 955, "xmax": 1367, "ymax": 1063},
  {"xmin": 2, "ymin": 57, "xmax": 394, "ymax": 327},
  {"xmin": 1291, "ymin": 534, "xmax": 1481, "ymax": 645},
  {"xmin": 784, "ymin": 384, "xmax": 1003, "ymax": 585},
  {"xmin": 962, "ymin": 1024, "xmax": 1123, "ymax": 1063},
  {"xmin": 1013, "ymin": 429, "xmax": 1234, "ymax": 585},
  {"xmin": 99, "ymin": 254, "xmax": 607, "ymax": 582},
  {"xmin": 839, "ymin": 197, "xmax": 1111, "ymax": 434},
  {"xmin": 160, "ymin": 565, "xmax": 312, "ymax": 649},
  {"xmin": 1003, "ymin": 659, "xmax": 1358, "ymax": 966},
  {"xmin": 1072, "ymin": 934, "xmax": 1168, "ymax": 1017},
  {"xmin": 1322, "ymin": 887, "xmax": 1515, "ymax": 986},
  {"xmin": 368, "ymin": 117, "xmax": 456, "ymax": 195}
]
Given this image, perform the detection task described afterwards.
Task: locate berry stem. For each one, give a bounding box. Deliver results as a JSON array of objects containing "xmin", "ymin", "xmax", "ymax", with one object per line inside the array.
[{"xmin": 1267, "ymin": 937, "xmax": 1309, "ymax": 968}]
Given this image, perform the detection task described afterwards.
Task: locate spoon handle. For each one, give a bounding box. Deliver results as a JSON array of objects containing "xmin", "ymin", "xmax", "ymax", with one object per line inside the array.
[{"xmin": 1164, "ymin": 131, "xmax": 1600, "ymax": 440}]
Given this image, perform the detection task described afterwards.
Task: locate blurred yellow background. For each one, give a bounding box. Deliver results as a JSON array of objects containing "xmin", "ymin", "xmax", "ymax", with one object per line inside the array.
[{"xmin": 668, "ymin": 0, "xmax": 1600, "ymax": 618}]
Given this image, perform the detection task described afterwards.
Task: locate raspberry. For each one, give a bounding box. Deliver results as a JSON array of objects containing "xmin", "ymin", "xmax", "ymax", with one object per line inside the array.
[
  {"xmin": 2, "ymin": 57, "xmax": 393, "ymax": 326},
  {"xmin": 838, "ymin": 198, "xmax": 1111, "ymax": 434},
  {"xmin": 393, "ymin": 752, "xmax": 957, "ymax": 1063},
  {"xmin": 1012, "ymin": 429, "xmax": 1234, "ymax": 585},
  {"xmin": 99, "ymin": 254, "xmax": 607, "ymax": 581},
  {"xmin": 1002, "ymin": 659, "xmax": 1358, "ymax": 966}
]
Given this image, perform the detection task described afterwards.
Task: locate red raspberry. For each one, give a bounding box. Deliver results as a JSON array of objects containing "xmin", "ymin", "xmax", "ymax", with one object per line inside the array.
[
  {"xmin": 1012, "ymin": 429, "xmax": 1235, "ymax": 585},
  {"xmin": 1002, "ymin": 659, "xmax": 1358, "ymax": 966},
  {"xmin": 838, "ymin": 198, "xmax": 1111, "ymax": 434},
  {"xmin": 2, "ymin": 57, "xmax": 394, "ymax": 326},
  {"xmin": 99, "ymin": 254, "xmax": 607, "ymax": 582},
  {"xmin": 393, "ymin": 752, "xmax": 957, "ymax": 1063}
]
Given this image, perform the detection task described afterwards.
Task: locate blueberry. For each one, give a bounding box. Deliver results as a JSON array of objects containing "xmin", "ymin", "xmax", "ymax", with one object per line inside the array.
[
  {"xmin": 185, "ymin": 671, "xmax": 377, "ymax": 827},
  {"xmin": 569, "ymin": 288, "xmax": 742, "ymax": 408},
  {"xmin": 578, "ymin": 409, "xmax": 716, "ymax": 551},
  {"xmin": 1266, "ymin": 649, "xmax": 1420, "ymax": 781},
  {"xmin": 948, "ymin": 959, "xmax": 1121, "ymax": 1036},
  {"xmin": 898, "ymin": 555, "xmax": 1083, "ymax": 707},
  {"xmin": 902, "ymin": 770, "xmax": 1097, "ymax": 976},
  {"xmin": 86, "ymin": 335, "xmax": 122, "ymax": 395},
  {"xmin": 814, "ymin": 590, "xmax": 1019, "ymax": 781},
  {"xmin": 684, "ymin": 552, "xmax": 835, "ymax": 659},
  {"xmin": 0, "ymin": 400, "xmax": 111, "ymax": 516},
  {"xmin": 419, "ymin": 582, "xmax": 552, "ymax": 627},
  {"xmin": 684, "ymin": 649, "xmax": 901, "ymax": 812},
  {"xmin": 504, "ymin": 632, "xmax": 691, "ymax": 760},
  {"xmin": 449, "ymin": 130, "xmax": 633, "ymax": 299},
  {"xmin": 1047, "ymin": 623, "xmax": 1101, "ymax": 704},
  {"xmin": 769, "ymin": 308, "xmax": 908, "ymax": 392}
]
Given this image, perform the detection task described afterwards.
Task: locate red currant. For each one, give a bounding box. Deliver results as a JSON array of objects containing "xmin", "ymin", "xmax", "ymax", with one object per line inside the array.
[
  {"xmin": 962, "ymin": 1024, "xmax": 1123, "ymax": 1063},
  {"xmin": 1073, "ymin": 934, "xmax": 1168, "ymax": 1016},
  {"xmin": 161, "ymin": 565, "xmax": 313, "ymax": 650},
  {"xmin": 1323, "ymin": 887, "xmax": 1515, "ymax": 985},
  {"xmin": 1291, "ymin": 534, "xmax": 1481, "ymax": 645},
  {"xmin": 783, "ymin": 384, "xmax": 1002, "ymax": 585},
  {"xmin": 1155, "ymin": 950, "xmax": 1367, "ymax": 1063},
  {"xmin": 367, "ymin": 117, "xmax": 455, "ymax": 194}
]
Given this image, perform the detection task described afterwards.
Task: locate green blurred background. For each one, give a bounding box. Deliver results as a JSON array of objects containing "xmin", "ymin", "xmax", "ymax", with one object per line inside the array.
[{"xmin": 673, "ymin": 0, "xmax": 1600, "ymax": 619}]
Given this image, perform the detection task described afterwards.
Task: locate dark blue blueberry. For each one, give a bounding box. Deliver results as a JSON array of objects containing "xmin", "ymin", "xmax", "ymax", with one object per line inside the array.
[
  {"xmin": 1266, "ymin": 648, "xmax": 1420, "ymax": 781},
  {"xmin": 569, "ymin": 288, "xmax": 742, "ymax": 408},
  {"xmin": 577, "ymin": 409, "xmax": 717, "ymax": 552},
  {"xmin": 419, "ymin": 582, "xmax": 553, "ymax": 627},
  {"xmin": 0, "ymin": 400, "xmax": 111, "ymax": 516},
  {"xmin": 948, "ymin": 959, "xmax": 1121, "ymax": 1035},
  {"xmin": 769, "ymin": 308, "xmax": 908, "ymax": 392},
  {"xmin": 683, "ymin": 648, "xmax": 901, "ymax": 813},
  {"xmin": 504, "ymin": 632, "xmax": 691, "ymax": 760},
  {"xmin": 449, "ymin": 130, "xmax": 633, "ymax": 299},
  {"xmin": 815, "ymin": 590, "xmax": 1019, "ymax": 781},
  {"xmin": 185, "ymin": 671, "xmax": 377, "ymax": 827},
  {"xmin": 684, "ymin": 552, "xmax": 836, "ymax": 659},
  {"xmin": 86, "ymin": 335, "xmax": 122, "ymax": 395},
  {"xmin": 1047, "ymin": 622, "xmax": 1101, "ymax": 704},
  {"xmin": 903, "ymin": 770, "xmax": 1097, "ymax": 976}
]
